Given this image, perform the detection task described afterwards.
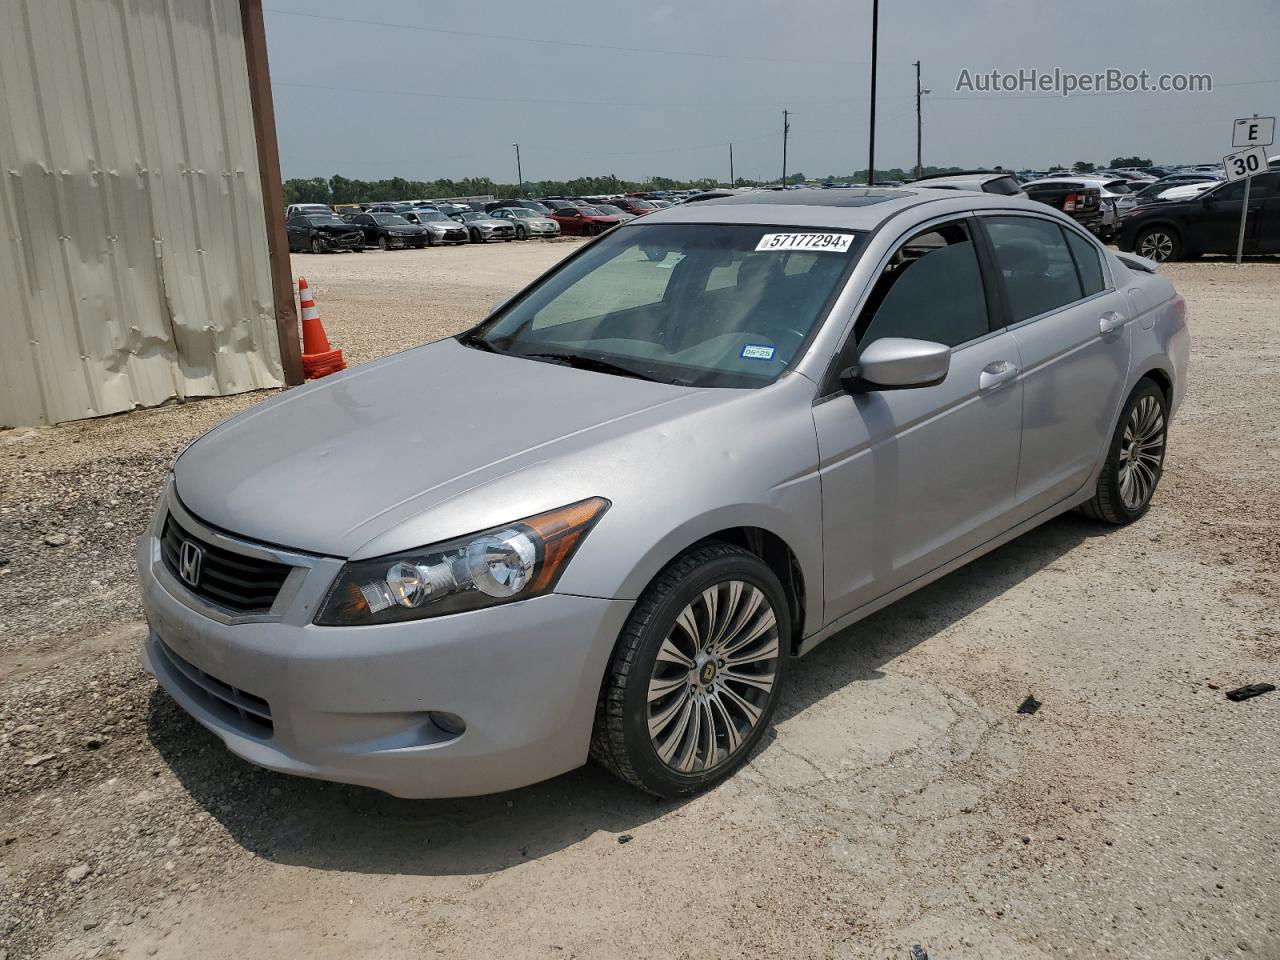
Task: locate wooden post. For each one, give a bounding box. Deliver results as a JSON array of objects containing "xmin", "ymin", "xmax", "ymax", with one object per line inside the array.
[{"xmin": 241, "ymin": 0, "xmax": 303, "ymax": 386}]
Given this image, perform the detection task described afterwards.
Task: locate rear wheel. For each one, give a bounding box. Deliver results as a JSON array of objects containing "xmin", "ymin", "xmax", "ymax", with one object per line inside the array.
[
  {"xmin": 591, "ymin": 542, "xmax": 788, "ymax": 797},
  {"xmin": 310, "ymin": 236, "xmax": 323, "ymax": 254},
  {"xmin": 1080, "ymin": 379, "xmax": 1169, "ymax": 524},
  {"xmin": 1135, "ymin": 226, "xmax": 1181, "ymax": 263}
]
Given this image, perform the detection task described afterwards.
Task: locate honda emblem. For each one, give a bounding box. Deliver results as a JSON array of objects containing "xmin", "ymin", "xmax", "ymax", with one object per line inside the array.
[{"xmin": 179, "ymin": 540, "xmax": 203, "ymax": 588}]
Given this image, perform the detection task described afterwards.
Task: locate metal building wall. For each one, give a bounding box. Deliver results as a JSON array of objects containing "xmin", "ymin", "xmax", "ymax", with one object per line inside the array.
[{"xmin": 0, "ymin": 0, "xmax": 284, "ymax": 427}]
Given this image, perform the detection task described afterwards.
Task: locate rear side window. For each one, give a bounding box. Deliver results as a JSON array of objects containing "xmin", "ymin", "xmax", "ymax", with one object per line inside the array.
[
  {"xmin": 1064, "ymin": 229, "xmax": 1106, "ymax": 297},
  {"xmin": 856, "ymin": 221, "xmax": 990, "ymax": 348},
  {"xmin": 1103, "ymin": 180, "xmax": 1132, "ymax": 194},
  {"xmin": 983, "ymin": 176, "xmax": 1023, "ymax": 196},
  {"xmin": 984, "ymin": 217, "xmax": 1085, "ymax": 322}
]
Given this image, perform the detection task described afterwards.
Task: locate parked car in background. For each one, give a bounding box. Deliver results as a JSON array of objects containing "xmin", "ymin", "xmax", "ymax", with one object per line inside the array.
[
  {"xmin": 488, "ymin": 206, "xmax": 561, "ymax": 239},
  {"xmin": 590, "ymin": 203, "xmax": 636, "ymax": 223},
  {"xmin": 539, "ymin": 199, "xmax": 580, "ymax": 212},
  {"xmin": 348, "ymin": 212, "xmax": 429, "ymax": 250},
  {"xmin": 285, "ymin": 203, "xmax": 334, "ymax": 219},
  {"xmin": 453, "ymin": 211, "xmax": 517, "ymax": 243},
  {"xmin": 1020, "ymin": 178, "xmax": 1105, "ymax": 234},
  {"xmin": 486, "ymin": 199, "xmax": 552, "ymax": 216},
  {"xmin": 611, "ymin": 197, "xmax": 658, "ymax": 216},
  {"xmin": 548, "ymin": 205, "xmax": 620, "ymax": 236},
  {"xmin": 909, "ymin": 170, "xmax": 1026, "ymax": 196},
  {"xmin": 140, "ymin": 188, "xmax": 1188, "ymax": 800},
  {"xmin": 408, "ymin": 209, "xmax": 470, "ymax": 245},
  {"xmin": 1134, "ymin": 175, "xmax": 1220, "ymax": 204},
  {"xmin": 286, "ymin": 210, "xmax": 364, "ymax": 253},
  {"xmin": 1117, "ymin": 172, "xmax": 1280, "ymax": 262}
]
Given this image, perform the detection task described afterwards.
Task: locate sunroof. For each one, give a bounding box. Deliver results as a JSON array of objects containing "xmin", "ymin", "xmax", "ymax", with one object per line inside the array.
[{"xmin": 707, "ymin": 188, "xmax": 914, "ymax": 207}]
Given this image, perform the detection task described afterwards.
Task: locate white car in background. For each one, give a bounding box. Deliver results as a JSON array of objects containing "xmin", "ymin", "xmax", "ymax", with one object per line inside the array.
[{"xmin": 1153, "ymin": 182, "xmax": 1217, "ymax": 203}]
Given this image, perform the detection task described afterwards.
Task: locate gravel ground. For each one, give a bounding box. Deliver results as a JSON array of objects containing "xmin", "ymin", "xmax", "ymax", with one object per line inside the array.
[{"xmin": 1, "ymin": 246, "xmax": 1277, "ymax": 960}]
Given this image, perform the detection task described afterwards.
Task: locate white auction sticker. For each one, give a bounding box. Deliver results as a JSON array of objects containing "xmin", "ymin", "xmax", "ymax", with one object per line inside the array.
[{"xmin": 755, "ymin": 232, "xmax": 853, "ymax": 253}]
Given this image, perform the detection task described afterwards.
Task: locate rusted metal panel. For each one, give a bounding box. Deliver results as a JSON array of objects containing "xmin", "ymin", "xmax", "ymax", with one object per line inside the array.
[{"xmin": 0, "ymin": 0, "xmax": 284, "ymax": 427}]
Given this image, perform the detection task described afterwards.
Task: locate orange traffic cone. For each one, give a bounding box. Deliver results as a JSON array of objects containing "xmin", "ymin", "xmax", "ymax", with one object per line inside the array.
[{"xmin": 297, "ymin": 277, "xmax": 346, "ymax": 379}]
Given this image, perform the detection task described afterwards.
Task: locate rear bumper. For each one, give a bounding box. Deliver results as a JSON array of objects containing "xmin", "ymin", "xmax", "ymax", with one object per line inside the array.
[{"xmin": 136, "ymin": 497, "xmax": 634, "ymax": 798}]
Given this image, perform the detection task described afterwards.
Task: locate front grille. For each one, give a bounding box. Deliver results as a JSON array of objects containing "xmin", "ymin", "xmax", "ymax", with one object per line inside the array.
[
  {"xmin": 161, "ymin": 513, "xmax": 292, "ymax": 614},
  {"xmin": 154, "ymin": 638, "xmax": 273, "ymax": 737}
]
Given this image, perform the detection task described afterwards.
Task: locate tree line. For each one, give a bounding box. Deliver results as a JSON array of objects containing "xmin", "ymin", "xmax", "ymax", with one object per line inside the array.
[{"xmin": 281, "ymin": 166, "xmax": 966, "ymax": 206}]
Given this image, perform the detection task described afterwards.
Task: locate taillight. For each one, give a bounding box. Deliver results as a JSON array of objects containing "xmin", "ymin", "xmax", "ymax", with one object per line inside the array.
[
  {"xmin": 1064, "ymin": 193, "xmax": 1078, "ymax": 212},
  {"xmin": 1173, "ymin": 294, "xmax": 1186, "ymax": 321}
]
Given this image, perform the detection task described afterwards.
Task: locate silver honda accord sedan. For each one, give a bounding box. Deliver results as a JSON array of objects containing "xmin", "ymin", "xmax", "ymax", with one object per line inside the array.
[{"xmin": 137, "ymin": 188, "xmax": 1189, "ymax": 799}]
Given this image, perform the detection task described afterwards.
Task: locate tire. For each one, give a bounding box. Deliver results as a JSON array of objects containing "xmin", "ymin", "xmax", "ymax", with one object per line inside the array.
[
  {"xmin": 1135, "ymin": 226, "xmax": 1181, "ymax": 263},
  {"xmin": 1079, "ymin": 378, "xmax": 1169, "ymax": 525},
  {"xmin": 470, "ymin": 229, "xmax": 481, "ymax": 244},
  {"xmin": 591, "ymin": 542, "xmax": 789, "ymax": 797},
  {"xmin": 515, "ymin": 225, "xmax": 527, "ymax": 241},
  {"xmin": 310, "ymin": 236, "xmax": 324, "ymax": 254},
  {"xmin": 414, "ymin": 241, "xmax": 426, "ymax": 249},
  {"xmin": 378, "ymin": 236, "xmax": 389, "ymax": 251},
  {"xmin": 352, "ymin": 246, "xmax": 365, "ymax": 253}
]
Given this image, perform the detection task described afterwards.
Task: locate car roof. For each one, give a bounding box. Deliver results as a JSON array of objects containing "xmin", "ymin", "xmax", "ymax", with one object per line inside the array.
[{"xmin": 634, "ymin": 186, "xmax": 1055, "ymax": 231}]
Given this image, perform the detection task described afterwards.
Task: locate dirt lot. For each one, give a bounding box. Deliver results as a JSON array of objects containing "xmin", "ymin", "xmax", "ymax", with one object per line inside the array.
[{"xmin": 1, "ymin": 242, "xmax": 1278, "ymax": 960}]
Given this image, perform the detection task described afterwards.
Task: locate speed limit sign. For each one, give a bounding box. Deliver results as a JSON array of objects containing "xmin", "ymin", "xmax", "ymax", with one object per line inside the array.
[{"xmin": 1222, "ymin": 145, "xmax": 1269, "ymax": 182}]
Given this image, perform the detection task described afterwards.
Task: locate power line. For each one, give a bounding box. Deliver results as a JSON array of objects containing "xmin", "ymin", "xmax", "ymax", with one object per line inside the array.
[{"xmin": 263, "ymin": 6, "xmax": 879, "ymax": 67}]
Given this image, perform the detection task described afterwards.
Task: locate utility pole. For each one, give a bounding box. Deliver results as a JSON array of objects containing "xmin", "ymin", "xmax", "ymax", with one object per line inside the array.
[
  {"xmin": 913, "ymin": 60, "xmax": 927, "ymax": 179},
  {"xmin": 729, "ymin": 143, "xmax": 734, "ymax": 187},
  {"xmin": 781, "ymin": 109, "xmax": 790, "ymax": 186},
  {"xmin": 868, "ymin": 0, "xmax": 879, "ymax": 185},
  {"xmin": 512, "ymin": 143, "xmax": 523, "ymax": 196}
]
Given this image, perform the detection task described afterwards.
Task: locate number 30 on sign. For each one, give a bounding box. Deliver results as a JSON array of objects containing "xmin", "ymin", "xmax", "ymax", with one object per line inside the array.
[{"xmin": 1222, "ymin": 145, "xmax": 1269, "ymax": 183}]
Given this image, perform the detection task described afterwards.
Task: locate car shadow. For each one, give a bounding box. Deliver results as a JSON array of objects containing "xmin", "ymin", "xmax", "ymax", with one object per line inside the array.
[{"xmin": 146, "ymin": 512, "xmax": 1104, "ymax": 877}]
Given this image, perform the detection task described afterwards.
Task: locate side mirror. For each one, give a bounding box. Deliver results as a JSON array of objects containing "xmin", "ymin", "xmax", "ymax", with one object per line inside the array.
[{"xmin": 840, "ymin": 337, "xmax": 951, "ymax": 393}]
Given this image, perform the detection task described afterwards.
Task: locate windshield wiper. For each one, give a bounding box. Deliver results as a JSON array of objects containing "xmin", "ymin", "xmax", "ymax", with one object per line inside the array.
[
  {"xmin": 458, "ymin": 331, "xmax": 497, "ymax": 353},
  {"xmin": 524, "ymin": 351, "xmax": 661, "ymax": 382}
]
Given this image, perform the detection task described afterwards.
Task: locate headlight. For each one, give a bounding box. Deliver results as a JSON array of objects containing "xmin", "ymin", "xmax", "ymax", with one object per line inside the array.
[{"xmin": 314, "ymin": 497, "xmax": 609, "ymax": 626}]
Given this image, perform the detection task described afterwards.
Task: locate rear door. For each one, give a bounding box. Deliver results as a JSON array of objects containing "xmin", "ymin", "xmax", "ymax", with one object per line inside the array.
[
  {"xmin": 978, "ymin": 214, "xmax": 1132, "ymax": 515},
  {"xmin": 1245, "ymin": 173, "xmax": 1280, "ymax": 252},
  {"xmin": 1197, "ymin": 179, "xmax": 1262, "ymax": 253},
  {"xmin": 814, "ymin": 217, "xmax": 1024, "ymax": 624}
]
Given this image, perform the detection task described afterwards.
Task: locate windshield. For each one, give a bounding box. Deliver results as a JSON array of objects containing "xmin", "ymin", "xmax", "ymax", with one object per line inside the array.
[
  {"xmin": 505, "ymin": 208, "xmax": 536, "ymax": 218},
  {"xmin": 459, "ymin": 212, "xmax": 485, "ymax": 221},
  {"xmin": 577, "ymin": 206, "xmax": 605, "ymax": 216},
  {"xmin": 308, "ymin": 214, "xmax": 346, "ymax": 226},
  {"xmin": 417, "ymin": 210, "xmax": 449, "ymax": 222},
  {"xmin": 595, "ymin": 204, "xmax": 625, "ymax": 216},
  {"xmin": 463, "ymin": 223, "xmax": 863, "ymax": 388},
  {"xmin": 628, "ymin": 200, "xmax": 656, "ymax": 210},
  {"xmin": 374, "ymin": 214, "xmax": 409, "ymax": 225}
]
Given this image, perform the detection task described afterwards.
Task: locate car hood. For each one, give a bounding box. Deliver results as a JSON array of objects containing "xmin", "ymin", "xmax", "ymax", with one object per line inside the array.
[{"xmin": 172, "ymin": 338, "xmax": 715, "ymax": 558}]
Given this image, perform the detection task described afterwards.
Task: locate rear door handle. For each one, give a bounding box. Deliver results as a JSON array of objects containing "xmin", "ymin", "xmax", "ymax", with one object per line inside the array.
[
  {"xmin": 979, "ymin": 360, "xmax": 1019, "ymax": 392},
  {"xmin": 1099, "ymin": 311, "xmax": 1126, "ymax": 335}
]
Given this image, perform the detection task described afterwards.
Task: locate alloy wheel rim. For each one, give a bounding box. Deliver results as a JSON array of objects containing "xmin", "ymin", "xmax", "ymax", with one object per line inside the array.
[
  {"xmin": 1118, "ymin": 395, "xmax": 1165, "ymax": 510},
  {"xmin": 1139, "ymin": 232, "xmax": 1173, "ymax": 261},
  {"xmin": 646, "ymin": 581, "xmax": 780, "ymax": 775}
]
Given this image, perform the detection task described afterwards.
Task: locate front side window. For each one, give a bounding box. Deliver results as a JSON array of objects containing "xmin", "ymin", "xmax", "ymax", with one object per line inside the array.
[
  {"xmin": 465, "ymin": 224, "xmax": 864, "ymax": 388},
  {"xmin": 985, "ymin": 216, "xmax": 1085, "ymax": 323},
  {"xmin": 855, "ymin": 221, "xmax": 990, "ymax": 348}
]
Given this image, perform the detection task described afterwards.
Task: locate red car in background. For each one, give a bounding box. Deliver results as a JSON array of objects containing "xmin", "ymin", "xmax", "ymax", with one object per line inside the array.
[
  {"xmin": 549, "ymin": 205, "xmax": 621, "ymax": 236},
  {"xmin": 612, "ymin": 197, "xmax": 658, "ymax": 217}
]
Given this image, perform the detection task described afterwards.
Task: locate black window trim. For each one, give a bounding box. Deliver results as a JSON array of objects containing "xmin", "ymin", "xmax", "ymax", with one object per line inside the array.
[
  {"xmin": 972, "ymin": 210, "xmax": 1116, "ymax": 331},
  {"xmin": 816, "ymin": 213, "xmax": 1004, "ymax": 399}
]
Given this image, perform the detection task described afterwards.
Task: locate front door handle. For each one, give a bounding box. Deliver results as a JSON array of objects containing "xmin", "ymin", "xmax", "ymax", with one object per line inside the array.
[
  {"xmin": 979, "ymin": 360, "xmax": 1019, "ymax": 392},
  {"xmin": 1099, "ymin": 311, "xmax": 1127, "ymax": 335}
]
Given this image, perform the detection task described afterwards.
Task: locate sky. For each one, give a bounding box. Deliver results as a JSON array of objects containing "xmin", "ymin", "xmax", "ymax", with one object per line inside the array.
[{"xmin": 264, "ymin": 0, "xmax": 1280, "ymax": 184}]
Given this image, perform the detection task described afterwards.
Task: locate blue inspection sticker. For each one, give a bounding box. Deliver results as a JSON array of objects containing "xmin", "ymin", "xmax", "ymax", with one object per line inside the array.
[{"xmin": 741, "ymin": 344, "xmax": 776, "ymax": 360}]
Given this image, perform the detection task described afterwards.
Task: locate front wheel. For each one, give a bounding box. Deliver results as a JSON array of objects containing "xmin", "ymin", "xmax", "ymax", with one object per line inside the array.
[
  {"xmin": 378, "ymin": 236, "xmax": 390, "ymax": 251},
  {"xmin": 1079, "ymin": 379, "xmax": 1168, "ymax": 524},
  {"xmin": 1135, "ymin": 226, "xmax": 1181, "ymax": 263},
  {"xmin": 310, "ymin": 236, "xmax": 324, "ymax": 254},
  {"xmin": 591, "ymin": 542, "xmax": 788, "ymax": 797},
  {"xmin": 515, "ymin": 225, "xmax": 527, "ymax": 240},
  {"xmin": 470, "ymin": 229, "xmax": 481, "ymax": 244}
]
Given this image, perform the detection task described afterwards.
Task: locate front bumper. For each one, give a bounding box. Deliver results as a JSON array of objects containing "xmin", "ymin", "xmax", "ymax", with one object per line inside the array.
[{"xmin": 136, "ymin": 488, "xmax": 633, "ymax": 798}]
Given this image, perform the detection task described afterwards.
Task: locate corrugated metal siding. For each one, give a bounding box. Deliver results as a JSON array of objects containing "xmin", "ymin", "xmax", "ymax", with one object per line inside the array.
[{"xmin": 0, "ymin": 0, "xmax": 283, "ymax": 427}]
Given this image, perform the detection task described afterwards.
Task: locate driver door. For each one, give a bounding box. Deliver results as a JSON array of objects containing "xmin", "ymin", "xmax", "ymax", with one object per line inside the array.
[{"xmin": 814, "ymin": 218, "xmax": 1024, "ymax": 625}]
